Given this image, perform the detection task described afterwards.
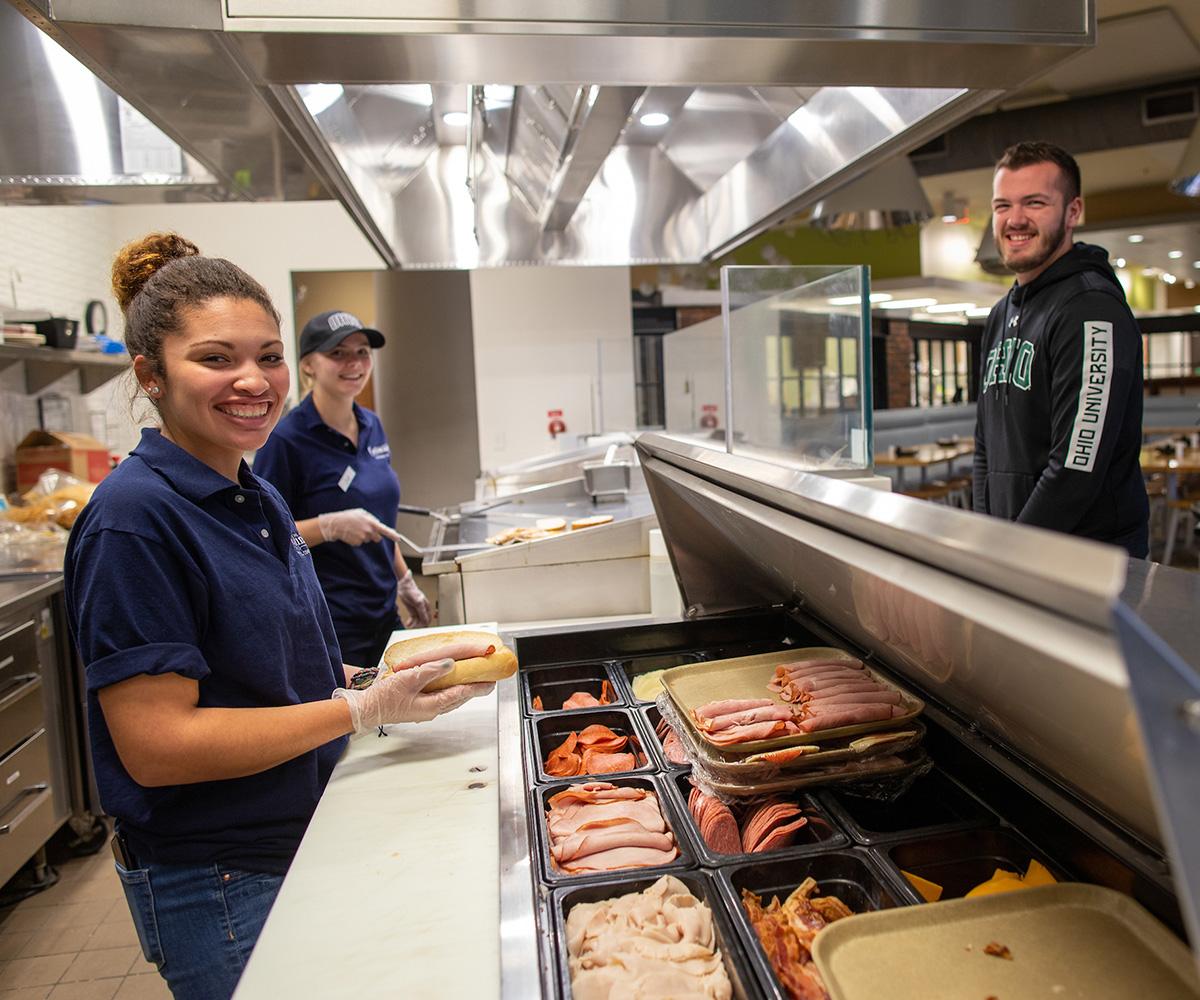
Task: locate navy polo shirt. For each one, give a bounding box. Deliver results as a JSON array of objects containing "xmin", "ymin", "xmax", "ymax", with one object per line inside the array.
[
  {"xmin": 64, "ymin": 428, "xmax": 347, "ymax": 875},
  {"xmin": 253, "ymin": 395, "xmax": 402, "ymax": 662}
]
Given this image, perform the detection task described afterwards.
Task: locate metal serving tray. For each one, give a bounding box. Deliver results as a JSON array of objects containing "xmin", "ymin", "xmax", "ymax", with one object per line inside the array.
[
  {"xmin": 717, "ymin": 849, "xmax": 913, "ymax": 1000},
  {"xmin": 819, "ymin": 766, "xmax": 997, "ymax": 845},
  {"xmin": 875, "ymin": 826, "xmax": 1073, "ymax": 904},
  {"xmin": 551, "ymin": 870, "xmax": 759, "ymax": 1000},
  {"xmin": 523, "ymin": 662, "xmax": 625, "ymax": 716},
  {"xmin": 664, "ymin": 769, "xmax": 850, "ymax": 867},
  {"xmin": 528, "ymin": 708, "xmax": 654, "ymax": 785},
  {"xmin": 531, "ymin": 773, "xmax": 698, "ymax": 886}
]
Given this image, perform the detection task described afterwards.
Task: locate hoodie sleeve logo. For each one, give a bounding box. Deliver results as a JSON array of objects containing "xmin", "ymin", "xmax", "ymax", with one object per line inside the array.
[{"xmin": 1066, "ymin": 321, "xmax": 1113, "ymax": 473}]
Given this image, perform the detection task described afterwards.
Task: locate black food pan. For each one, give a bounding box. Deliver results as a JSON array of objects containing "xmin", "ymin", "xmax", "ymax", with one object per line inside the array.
[
  {"xmin": 530, "ymin": 708, "xmax": 655, "ymax": 785},
  {"xmin": 524, "ymin": 662, "xmax": 623, "ymax": 716}
]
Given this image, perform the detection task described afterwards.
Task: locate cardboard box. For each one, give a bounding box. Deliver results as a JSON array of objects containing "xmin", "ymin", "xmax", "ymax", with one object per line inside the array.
[{"xmin": 16, "ymin": 430, "xmax": 110, "ymax": 492}]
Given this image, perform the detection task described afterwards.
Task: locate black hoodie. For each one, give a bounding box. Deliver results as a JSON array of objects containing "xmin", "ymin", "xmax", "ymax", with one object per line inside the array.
[{"xmin": 972, "ymin": 242, "xmax": 1149, "ymax": 557}]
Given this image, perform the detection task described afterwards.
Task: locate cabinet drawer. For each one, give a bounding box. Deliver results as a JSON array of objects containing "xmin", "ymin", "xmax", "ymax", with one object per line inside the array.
[
  {"xmin": 0, "ymin": 674, "xmax": 45, "ymax": 758},
  {"xmin": 0, "ymin": 619, "xmax": 38, "ymax": 683},
  {"xmin": 0, "ymin": 730, "xmax": 56, "ymax": 886}
]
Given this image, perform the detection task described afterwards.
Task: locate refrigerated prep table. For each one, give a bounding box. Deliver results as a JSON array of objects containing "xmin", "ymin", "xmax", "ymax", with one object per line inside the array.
[{"xmin": 236, "ymin": 432, "xmax": 1199, "ymax": 999}]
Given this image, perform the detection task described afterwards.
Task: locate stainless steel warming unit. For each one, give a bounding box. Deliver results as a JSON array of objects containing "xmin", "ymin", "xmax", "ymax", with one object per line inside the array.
[{"xmin": 494, "ymin": 432, "xmax": 1200, "ymax": 996}]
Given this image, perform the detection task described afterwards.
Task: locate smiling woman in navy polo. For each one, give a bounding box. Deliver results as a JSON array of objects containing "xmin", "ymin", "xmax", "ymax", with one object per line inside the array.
[
  {"xmin": 64, "ymin": 233, "xmax": 492, "ymax": 1000},
  {"xmin": 254, "ymin": 310, "xmax": 431, "ymax": 669}
]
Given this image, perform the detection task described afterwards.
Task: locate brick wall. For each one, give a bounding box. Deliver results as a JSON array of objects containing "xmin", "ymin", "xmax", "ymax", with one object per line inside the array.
[{"xmin": 884, "ymin": 320, "xmax": 914, "ymax": 410}]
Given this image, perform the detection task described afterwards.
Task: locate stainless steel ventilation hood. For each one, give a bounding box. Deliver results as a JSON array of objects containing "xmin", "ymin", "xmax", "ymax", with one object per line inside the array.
[
  {"xmin": 11, "ymin": 1, "xmax": 1095, "ymax": 266},
  {"xmin": 0, "ymin": 3, "xmax": 217, "ymax": 204}
]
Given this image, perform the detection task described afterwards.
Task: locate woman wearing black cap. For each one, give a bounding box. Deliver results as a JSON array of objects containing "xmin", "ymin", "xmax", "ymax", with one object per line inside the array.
[{"xmin": 254, "ymin": 310, "xmax": 431, "ymax": 669}]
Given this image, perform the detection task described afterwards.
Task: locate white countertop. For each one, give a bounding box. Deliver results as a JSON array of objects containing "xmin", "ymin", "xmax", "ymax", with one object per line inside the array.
[{"xmin": 233, "ymin": 681, "xmax": 502, "ymax": 999}]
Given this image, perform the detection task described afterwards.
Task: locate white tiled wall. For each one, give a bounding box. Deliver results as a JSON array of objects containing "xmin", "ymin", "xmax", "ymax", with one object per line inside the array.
[{"xmin": 0, "ymin": 206, "xmax": 133, "ymax": 492}]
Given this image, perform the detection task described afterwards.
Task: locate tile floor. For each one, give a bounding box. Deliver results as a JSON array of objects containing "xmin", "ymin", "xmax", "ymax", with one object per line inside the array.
[{"xmin": 0, "ymin": 841, "xmax": 169, "ymax": 1000}]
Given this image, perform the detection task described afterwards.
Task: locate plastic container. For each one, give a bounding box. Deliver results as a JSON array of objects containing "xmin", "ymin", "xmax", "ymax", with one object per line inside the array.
[
  {"xmin": 820, "ymin": 767, "xmax": 995, "ymax": 844},
  {"xmin": 666, "ymin": 770, "xmax": 849, "ymax": 866},
  {"xmin": 524, "ymin": 663, "xmax": 623, "ymax": 716},
  {"xmin": 877, "ymin": 827, "xmax": 1070, "ymax": 903},
  {"xmin": 639, "ymin": 705, "xmax": 690, "ymax": 771},
  {"xmin": 719, "ymin": 850, "xmax": 909, "ymax": 1000},
  {"xmin": 533, "ymin": 774, "xmax": 697, "ymax": 885},
  {"xmin": 552, "ymin": 870, "xmax": 757, "ymax": 1000},
  {"xmin": 530, "ymin": 708, "xmax": 654, "ymax": 784},
  {"xmin": 33, "ymin": 317, "xmax": 78, "ymax": 350},
  {"xmin": 612, "ymin": 650, "xmax": 706, "ymax": 705}
]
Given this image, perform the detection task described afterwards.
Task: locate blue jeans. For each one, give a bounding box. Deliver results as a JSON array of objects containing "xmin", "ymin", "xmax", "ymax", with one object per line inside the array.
[{"xmin": 116, "ymin": 861, "xmax": 284, "ymax": 1000}]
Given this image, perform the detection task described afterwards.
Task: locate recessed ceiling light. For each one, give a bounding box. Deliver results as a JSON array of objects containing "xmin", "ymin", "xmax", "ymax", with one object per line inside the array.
[
  {"xmin": 1127, "ymin": 234, "xmax": 1144, "ymax": 243},
  {"xmin": 441, "ymin": 111, "xmax": 469, "ymax": 126},
  {"xmin": 639, "ymin": 112, "xmax": 670, "ymax": 127},
  {"xmin": 1193, "ymin": 260, "xmax": 1200, "ymax": 269},
  {"xmin": 925, "ymin": 302, "xmax": 976, "ymax": 313},
  {"xmin": 879, "ymin": 298, "xmax": 939, "ymax": 310},
  {"xmin": 1163, "ymin": 274, "xmax": 1177, "ymax": 284},
  {"xmin": 1168, "ymin": 250, "xmax": 1184, "ymax": 259},
  {"xmin": 1186, "ymin": 280, "xmax": 1196, "ymax": 289},
  {"xmin": 966, "ymin": 307, "xmax": 992, "ymax": 318},
  {"xmin": 1114, "ymin": 258, "xmax": 1126, "ymax": 268},
  {"xmin": 869, "ymin": 293, "xmax": 893, "ymax": 303}
]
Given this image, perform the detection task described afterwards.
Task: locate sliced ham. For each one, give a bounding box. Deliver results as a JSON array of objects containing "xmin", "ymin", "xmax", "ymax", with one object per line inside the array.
[
  {"xmin": 797, "ymin": 704, "xmax": 896, "ymax": 731},
  {"xmin": 562, "ymin": 680, "xmax": 616, "ymax": 710},
  {"xmin": 548, "ymin": 799, "xmax": 667, "ymax": 838},
  {"xmin": 698, "ymin": 705, "xmax": 797, "ymax": 732},
  {"xmin": 791, "ymin": 674, "xmax": 881, "ymax": 694},
  {"xmin": 693, "ymin": 698, "xmax": 775, "ymax": 720},
  {"xmin": 548, "ymin": 782, "xmax": 646, "ymax": 808},
  {"xmin": 551, "ymin": 827, "xmax": 675, "ymax": 863},
  {"xmin": 774, "ymin": 660, "xmax": 864, "ymax": 679},
  {"xmin": 559, "ymin": 845, "xmax": 679, "ymax": 874},
  {"xmin": 386, "ymin": 639, "xmax": 494, "ymax": 671},
  {"xmin": 661, "ymin": 728, "xmax": 689, "ymax": 765},
  {"xmin": 801, "ymin": 682, "xmax": 889, "ymax": 701},
  {"xmin": 800, "ymin": 690, "xmax": 900, "ymax": 706},
  {"xmin": 774, "ymin": 656, "xmax": 863, "ymax": 674},
  {"xmin": 703, "ymin": 720, "xmax": 802, "ymax": 746}
]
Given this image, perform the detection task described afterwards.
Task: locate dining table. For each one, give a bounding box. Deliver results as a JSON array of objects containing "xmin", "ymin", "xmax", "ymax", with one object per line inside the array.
[{"xmin": 874, "ymin": 439, "xmax": 975, "ymax": 489}]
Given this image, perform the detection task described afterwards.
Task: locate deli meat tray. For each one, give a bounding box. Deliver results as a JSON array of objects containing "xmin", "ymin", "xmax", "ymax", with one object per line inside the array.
[
  {"xmin": 811, "ymin": 883, "xmax": 1200, "ymax": 1000},
  {"xmin": 507, "ymin": 609, "xmax": 1192, "ymax": 1000},
  {"xmin": 660, "ymin": 647, "xmax": 925, "ymax": 753}
]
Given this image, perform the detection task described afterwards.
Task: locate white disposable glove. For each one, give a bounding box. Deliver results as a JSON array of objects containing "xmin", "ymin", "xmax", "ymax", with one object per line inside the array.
[
  {"xmin": 396, "ymin": 569, "xmax": 433, "ymax": 628},
  {"xmin": 331, "ymin": 658, "xmax": 493, "ymax": 732},
  {"xmin": 317, "ymin": 508, "xmax": 385, "ymax": 545}
]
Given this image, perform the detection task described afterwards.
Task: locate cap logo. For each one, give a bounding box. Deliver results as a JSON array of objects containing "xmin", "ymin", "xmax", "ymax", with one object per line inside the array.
[{"xmin": 327, "ymin": 311, "xmax": 361, "ymax": 332}]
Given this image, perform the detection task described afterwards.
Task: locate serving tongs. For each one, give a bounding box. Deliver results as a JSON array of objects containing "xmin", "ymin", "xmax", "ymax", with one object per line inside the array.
[
  {"xmin": 395, "ymin": 475, "xmax": 587, "ymax": 525},
  {"xmin": 377, "ymin": 523, "xmax": 491, "ymax": 557}
]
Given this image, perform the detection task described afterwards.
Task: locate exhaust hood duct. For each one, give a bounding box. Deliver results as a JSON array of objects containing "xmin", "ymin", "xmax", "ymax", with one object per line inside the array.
[
  {"xmin": 13, "ymin": 0, "xmax": 1096, "ymax": 265},
  {"xmin": 975, "ymin": 220, "xmax": 1012, "ymax": 277},
  {"xmin": 809, "ymin": 157, "xmax": 934, "ymax": 231},
  {"xmin": 1169, "ymin": 121, "xmax": 1200, "ymax": 197},
  {"xmin": 0, "ymin": 2, "xmax": 216, "ymax": 203}
]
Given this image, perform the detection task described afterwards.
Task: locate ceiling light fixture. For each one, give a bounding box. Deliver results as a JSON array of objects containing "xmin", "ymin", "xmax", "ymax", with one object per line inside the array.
[
  {"xmin": 966, "ymin": 307, "xmax": 992, "ymax": 318},
  {"xmin": 827, "ymin": 293, "xmax": 893, "ymax": 306},
  {"xmin": 639, "ymin": 112, "xmax": 670, "ymax": 127},
  {"xmin": 1162, "ymin": 274, "xmax": 1177, "ymax": 284},
  {"xmin": 441, "ymin": 110, "xmax": 469, "ymax": 126},
  {"xmin": 1128, "ymin": 234, "xmax": 1145, "ymax": 244},
  {"xmin": 1114, "ymin": 257, "xmax": 1126, "ymax": 268},
  {"xmin": 925, "ymin": 302, "xmax": 976, "ymax": 313},
  {"xmin": 1168, "ymin": 250, "xmax": 1183, "ymax": 259},
  {"xmin": 878, "ymin": 297, "xmax": 939, "ymax": 310}
]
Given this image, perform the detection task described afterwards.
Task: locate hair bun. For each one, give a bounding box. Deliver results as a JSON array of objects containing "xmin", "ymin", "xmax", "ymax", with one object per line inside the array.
[{"xmin": 111, "ymin": 232, "xmax": 200, "ymax": 313}]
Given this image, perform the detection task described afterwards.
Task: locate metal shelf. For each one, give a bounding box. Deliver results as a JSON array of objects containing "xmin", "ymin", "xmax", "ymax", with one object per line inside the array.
[{"xmin": 0, "ymin": 344, "xmax": 129, "ymax": 394}]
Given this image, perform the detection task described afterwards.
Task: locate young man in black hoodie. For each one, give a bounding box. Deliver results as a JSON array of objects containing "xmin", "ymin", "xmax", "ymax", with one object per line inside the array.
[{"xmin": 973, "ymin": 141, "xmax": 1150, "ymax": 558}]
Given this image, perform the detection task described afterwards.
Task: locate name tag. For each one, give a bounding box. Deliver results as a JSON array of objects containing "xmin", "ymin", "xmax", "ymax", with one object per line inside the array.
[{"xmin": 337, "ymin": 465, "xmax": 357, "ymax": 492}]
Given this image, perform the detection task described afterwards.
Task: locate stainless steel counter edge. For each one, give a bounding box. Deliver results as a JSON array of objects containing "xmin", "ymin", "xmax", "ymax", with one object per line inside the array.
[{"xmin": 0, "ymin": 573, "xmax": 64, "ymax": 615}]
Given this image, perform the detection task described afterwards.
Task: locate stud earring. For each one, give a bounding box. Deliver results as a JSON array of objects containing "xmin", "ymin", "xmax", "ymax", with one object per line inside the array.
[{"xmin": 147, "ymin": 386, "xmax": 160, "ymax": 396}]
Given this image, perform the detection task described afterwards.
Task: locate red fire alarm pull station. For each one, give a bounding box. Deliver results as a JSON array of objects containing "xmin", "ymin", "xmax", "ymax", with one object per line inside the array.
[
  {"xmin": 699, "ymin": 403, "xmax": 719, "ymax": 429},
  {"xmin": 547, "ymin": 409, "xmax": 566, "ymax": 438}
]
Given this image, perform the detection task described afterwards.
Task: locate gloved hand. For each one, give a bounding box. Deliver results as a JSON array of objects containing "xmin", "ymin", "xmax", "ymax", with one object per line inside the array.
[
  {"xmin": 396, "ymin": 570, "xmax": 432, "ymax": 628},
  {"xmin": 317, "ymin": 508, "xmax": 385, "ymax": 545},
  {"xmin": 331, "ymin": 658, "xmax": 493, "ymax": 732}
]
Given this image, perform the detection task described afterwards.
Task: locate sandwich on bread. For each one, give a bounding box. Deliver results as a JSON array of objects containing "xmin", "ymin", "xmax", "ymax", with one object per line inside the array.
[{"xmin": 383, "ymin": 630, "xmax": 518, "ymax": 691}]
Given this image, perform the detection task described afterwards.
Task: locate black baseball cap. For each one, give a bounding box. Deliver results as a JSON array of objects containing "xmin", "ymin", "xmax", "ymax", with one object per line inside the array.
[{"xmin": 298, "ymin": 310, "xmax": 385, "ymax": 357}]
